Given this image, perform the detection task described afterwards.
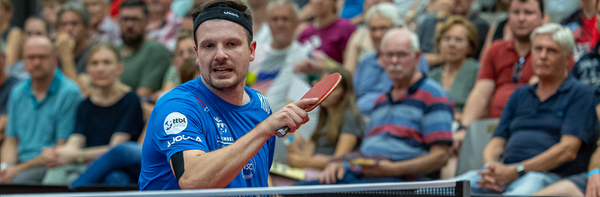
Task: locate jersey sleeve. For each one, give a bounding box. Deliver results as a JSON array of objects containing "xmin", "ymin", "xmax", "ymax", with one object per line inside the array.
[{"xmin": 151, "ymin": 96, "xmax": 209, "ymax": 161}]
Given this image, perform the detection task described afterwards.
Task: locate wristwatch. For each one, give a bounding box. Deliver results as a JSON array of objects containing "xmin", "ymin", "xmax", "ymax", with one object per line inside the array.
[
  {"xmin": 457, "ymin": 124, "xmax": 467, "ymax": 131},
  {"xmin": 515, "ymin": 163, "xmax": 526, "ymax": 177}
]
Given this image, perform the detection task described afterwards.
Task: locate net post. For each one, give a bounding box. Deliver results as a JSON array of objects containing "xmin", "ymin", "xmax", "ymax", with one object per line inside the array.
[{"xmin": 455, "ymin": 180, "xmax": 470, "ymax": 197}]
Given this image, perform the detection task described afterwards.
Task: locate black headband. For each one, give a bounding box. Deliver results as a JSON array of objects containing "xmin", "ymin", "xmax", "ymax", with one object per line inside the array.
[{"xmin": 193, "ymin": 7, "xmax": 253, "ymax": 42}]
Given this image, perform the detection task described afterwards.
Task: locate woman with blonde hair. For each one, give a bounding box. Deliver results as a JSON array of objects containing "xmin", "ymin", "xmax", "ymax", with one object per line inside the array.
[{"xmin": 41, "ymin": 42, "xmax": 144, "ymax": 185}]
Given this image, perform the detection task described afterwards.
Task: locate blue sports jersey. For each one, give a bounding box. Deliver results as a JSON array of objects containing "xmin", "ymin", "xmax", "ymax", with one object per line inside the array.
[{"xmin": 139, "ymin": 77, "xmax": 275, "ymax": 190}]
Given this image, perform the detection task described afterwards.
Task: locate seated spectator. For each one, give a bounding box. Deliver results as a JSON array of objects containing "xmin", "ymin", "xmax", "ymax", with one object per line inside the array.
[
  {"xmin": 570, "ymin": 10, "xmax": 600, "ymax": 117},
  {"xmin": 0, "ymin": 49, "xmax": 19, "ymax": 145},
  {"xmin": 71, "ymin": 55, "xmax": 199, "ymax": 187},
  {"xmin": 159, "ymin": 31, "xmax": 194, "ymax": 96},
  {"xmin": 287, "ymin": 68, "xmax": 365, "ymax": 170},
  {"xmin": 299, "ymin": 28, "xmax": 453, "ymax": 185},
  {"xmin": 456, "ymin": 0, "xmax": 545, "ymax": 150},
  {"xmin": 343, "ymin": 0, "xmax": 393, "ymax": 74},
  {"xmin": 298, "ymin": 0, "xmax": 356, "ymax": 64},
  {"xmin": 40, "ymin": 42, "xmax": 144, "ymax": 185},
  {"xmin": 55, "ymin": 2, "xmax": 94, "ymax": 84},
  {"xmin": 562, "ymin": 0, "xmax": 599, "ymax": 61},
  {"xmin": 0, "ymin": 36, "xmax": 82, "ymax": 184},
  {"xmin": 453, "ymin": 23, "xmax": 598, "ymax": 195},
  {"xmin": 429, "ymin": 16, "xmax": 480, "ymax": 121},
  {"xmin": 249, "ymin": 0, "xmax": 272, "ymax": 45},
  {"xmin": 147, "ymin": 0, "xmax": 181, "ymax": 51},
  {"xmin": 41, "ymin": 0, "xmax": 68, "ymax": 37},
  {"xmin": 5, "ymin": 17, "xmax": 48, "ymax": 80},
  {"xmin": 84, "ymin": 0, "xmax": 122, "ymax": 46},
  {"xmin": 353, "ymin": 2, "xmax": 429, "ymax": 117},
  {"xmin": 417, "ymin": 0, "xmax": 489, "ymax": 66},
  {"xmin": 118, "ymin": 0, "xmax": 172, "ymax": 97},
  {"xmin": 533, "ymin": 146, "xmax": 600, "ymax": 196}
]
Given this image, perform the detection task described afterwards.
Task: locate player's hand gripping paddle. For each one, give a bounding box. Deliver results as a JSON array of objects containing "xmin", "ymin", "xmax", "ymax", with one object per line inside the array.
[{"xmin": 276, "ymin": 73, "xmax": 342, "ymax": 138}]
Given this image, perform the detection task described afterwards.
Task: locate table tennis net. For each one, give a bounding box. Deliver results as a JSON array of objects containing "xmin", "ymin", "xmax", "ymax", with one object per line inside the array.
[
  {"xmin": 279, "ymin": 181, "xmax": 466, "ymax": 197},
  {"xmin": 2, "ymin": 180, "xmax": 470, "ymax": 197}
]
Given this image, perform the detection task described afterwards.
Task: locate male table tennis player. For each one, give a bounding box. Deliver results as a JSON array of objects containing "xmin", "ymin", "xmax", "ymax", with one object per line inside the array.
[{"xmin": 139, "ymin": 0, "xmax": 317, "ymax": 190}]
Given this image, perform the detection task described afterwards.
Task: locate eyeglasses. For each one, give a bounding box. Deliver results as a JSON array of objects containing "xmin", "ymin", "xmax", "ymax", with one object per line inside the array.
[
  {"xmin": 512, "ymin": 57, "xmax": 525, "ymax": 83},
  {"xmin": 381, "ymin": 52, "xmax": 412, "ymax": 60}
]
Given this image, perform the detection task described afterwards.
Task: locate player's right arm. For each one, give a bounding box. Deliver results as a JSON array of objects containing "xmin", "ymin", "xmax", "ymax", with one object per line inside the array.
[{"xmin": 171, "ymin": 98, "xmax": 318, "ymax": 189}]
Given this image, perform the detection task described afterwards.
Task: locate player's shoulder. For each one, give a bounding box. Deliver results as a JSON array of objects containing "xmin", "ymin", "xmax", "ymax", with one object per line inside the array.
[
  {"xmin": 154, "ymin": 79, "xmax": 205, "ymax": 113},
  {"xmin": 247, "ymin": 87, "xmax": 272, "ymax": 115}
]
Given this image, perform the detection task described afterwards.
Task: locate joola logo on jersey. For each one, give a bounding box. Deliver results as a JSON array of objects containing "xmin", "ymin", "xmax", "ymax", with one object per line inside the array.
[
  {"xmin": 167, "ymin": 135, "xmax": 203, "ymax": 148},
  {"xmin": 164, "ymin": 112, "xmax": 188, "ymax": 135}
]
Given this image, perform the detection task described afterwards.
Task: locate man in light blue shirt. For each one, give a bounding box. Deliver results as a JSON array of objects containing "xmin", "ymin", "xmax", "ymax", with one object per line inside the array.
[{"xmin": 0, "ymin": 36, "xmax": 82, "ymax": 184}]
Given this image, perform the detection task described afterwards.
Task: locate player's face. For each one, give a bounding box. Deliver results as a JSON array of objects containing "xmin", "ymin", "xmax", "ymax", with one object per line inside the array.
[{"xmin": 195, "ymin": 20, "xmax": 256, "ymax": 92}]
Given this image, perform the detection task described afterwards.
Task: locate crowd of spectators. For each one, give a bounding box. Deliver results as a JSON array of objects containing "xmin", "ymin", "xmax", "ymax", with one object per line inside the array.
[{"xmin": 0, "ymin": 0, "xmax": 599, "ymax": 196}]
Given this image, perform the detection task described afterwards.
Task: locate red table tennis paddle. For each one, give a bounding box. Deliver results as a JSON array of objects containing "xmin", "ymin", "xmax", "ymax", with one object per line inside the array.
[{"xmin": 276, "ymin": 72, "xmax": 342, "ymax": 138}]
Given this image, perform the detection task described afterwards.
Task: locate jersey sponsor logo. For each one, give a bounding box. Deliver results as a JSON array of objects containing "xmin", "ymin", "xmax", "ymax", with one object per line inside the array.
[
  {"xmin": 242, "ymin": 158, "xmax": 255, "ymax": 179},
  {"xmin": 164, "ymin": 112, "xmax": 188, "ymax": 135},
  {"xmin": 167, "ymin": 134, "xmax": 203, "ymax": 148},
  {"xmin": 213, "ymin": 117, "xmax": 229, "ymax": 135},
  {"xmin": 257, "ymin": 93, "xmax": 272, "ymax": 114}
]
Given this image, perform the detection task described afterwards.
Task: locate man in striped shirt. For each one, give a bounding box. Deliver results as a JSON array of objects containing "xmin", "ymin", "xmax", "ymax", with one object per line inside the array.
[{"xmin": 312, "ymin": 28, "xmax": 453, "ymax": 185}]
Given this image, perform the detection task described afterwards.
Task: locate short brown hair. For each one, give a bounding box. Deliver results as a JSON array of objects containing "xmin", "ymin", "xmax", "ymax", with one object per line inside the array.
[
  {"xmin": 191, "ymin": 0, "xmax": 253, "ymax": 46},
  {"xmin": 434, "ymin": 16, "xmax": 479, "ymax": 57}
]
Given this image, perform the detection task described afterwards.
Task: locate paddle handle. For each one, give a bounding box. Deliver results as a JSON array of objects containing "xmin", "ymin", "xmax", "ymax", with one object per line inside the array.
[{"xmin": 276, "ymin": 127, "xmax": 290, "ymax": 138}]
